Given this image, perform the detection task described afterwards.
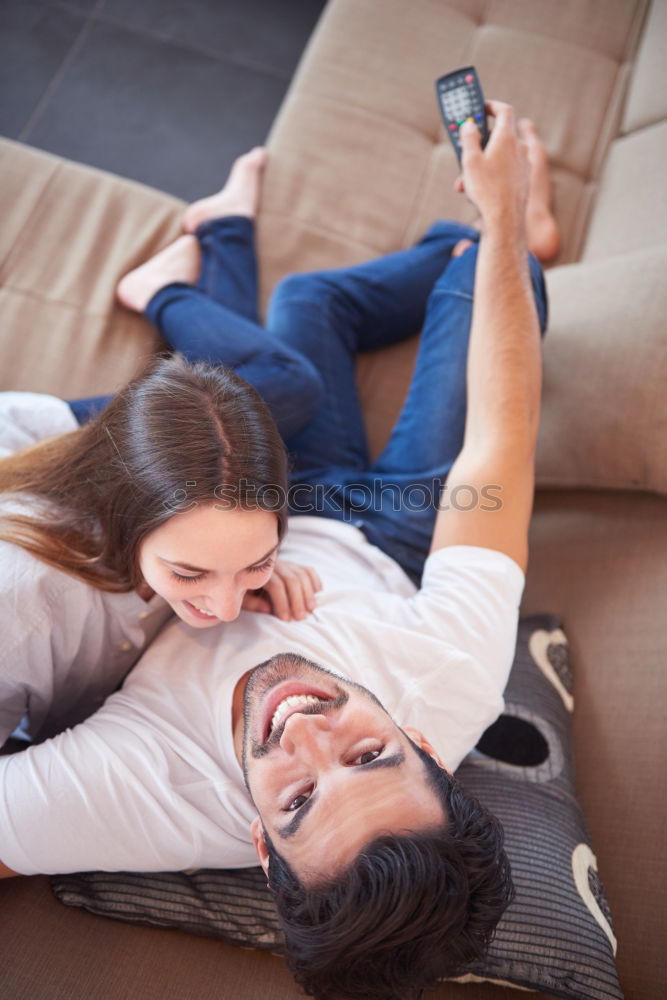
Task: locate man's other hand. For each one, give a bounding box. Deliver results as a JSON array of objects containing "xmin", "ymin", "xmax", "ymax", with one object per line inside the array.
[
  {"xmin": 454, "ymin": 101, "xmax": 530, "ymax": 234},
  {"xmin": 242, "ymin": 559, "xmax": 322, "ymax": 622}
]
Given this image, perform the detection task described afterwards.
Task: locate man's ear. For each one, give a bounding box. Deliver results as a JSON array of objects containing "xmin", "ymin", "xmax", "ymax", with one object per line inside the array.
[
  {"xmin": 250, "ymin": 815, "xmax": 270, "ymax": 877},
  {"xmin": 402, "ymin": 726, "xmax": 450, "ymax": 773}
]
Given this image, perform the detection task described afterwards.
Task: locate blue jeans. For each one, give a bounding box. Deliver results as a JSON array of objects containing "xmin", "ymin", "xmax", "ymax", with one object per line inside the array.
[
  {"xmin": 70, "ymin": 217, "xmax": 548, "ymax": 583},
  {"xmin": 67, "ymin": 218, "xmax": 324, "ymax": 438},
  {"xmin": 269, "ymin": 223, "xmax": 548, "ymax": 583}
]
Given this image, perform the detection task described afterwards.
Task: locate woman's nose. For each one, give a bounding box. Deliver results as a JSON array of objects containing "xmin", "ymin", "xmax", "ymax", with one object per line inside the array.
[{"xmin": 208, "ymin": 584, "xmax": 244, "ymax": 622}]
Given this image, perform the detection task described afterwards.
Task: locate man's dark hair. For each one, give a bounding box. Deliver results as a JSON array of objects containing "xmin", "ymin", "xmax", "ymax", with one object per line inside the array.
[{"xmin": 265, "ymin": 742, "xmax": 514, "ymax": 1000}]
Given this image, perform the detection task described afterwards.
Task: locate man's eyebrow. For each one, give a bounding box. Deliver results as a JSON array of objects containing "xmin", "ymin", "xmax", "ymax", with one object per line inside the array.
[
  {"xmin": 279, "ymin": 792, "xmax": 319, "ymax": 839},
  {"xmin": 277, "ymin": 749, "xmax": 406, "ymax": 840}
]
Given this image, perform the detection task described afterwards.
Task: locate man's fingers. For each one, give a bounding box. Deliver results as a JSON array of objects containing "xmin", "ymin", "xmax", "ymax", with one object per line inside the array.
[
  {"xmin": 453, "ymin": 175, "xmax": 465, "ymax": 194},
  {"xmin": 283, "ymin": 571, "xmax": 309, "ymax": 620},
  {"xmin": 242, "ymin": 591, "xmax": 272, "ymax": 615},
  {"xmin": 484, "ymin": 100, "xmax": 517, "ymax": 139},
  {"xmin": 459, "ymin": 118, "xmax": 481, "ymax": 156},
  {"xmin": 305, "ymin": 566, "xmax": 323, "ymax": 598},
  {"xmin": 264, "ymin": 577, "xmax": 291, "ymax": 621}
]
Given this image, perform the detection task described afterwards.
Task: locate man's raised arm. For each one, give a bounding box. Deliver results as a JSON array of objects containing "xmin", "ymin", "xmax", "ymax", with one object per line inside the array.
[{"xmin": 430, "ymin": 101, "xmax": 542, "ymax": 573}]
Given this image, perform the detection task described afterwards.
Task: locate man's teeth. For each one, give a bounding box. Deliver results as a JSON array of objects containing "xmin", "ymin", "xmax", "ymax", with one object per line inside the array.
[
  {"xmin": 270, "ymin": 694, "xmax": 323, "ymax": 733},
  {"xmin": 191, "ymin": 603, "xmax": 217, "ymax": 617}
]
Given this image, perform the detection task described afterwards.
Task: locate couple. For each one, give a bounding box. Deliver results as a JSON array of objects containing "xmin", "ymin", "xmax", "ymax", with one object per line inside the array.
[{"xmin": 0, "ymin": 103, "xmax": 558, "ymax": 1000}]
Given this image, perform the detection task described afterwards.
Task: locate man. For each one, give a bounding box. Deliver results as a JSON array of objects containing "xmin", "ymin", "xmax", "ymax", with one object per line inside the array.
[{"xmin": 1, "ymin": 103, "xmax": 556, "ymax": 999}]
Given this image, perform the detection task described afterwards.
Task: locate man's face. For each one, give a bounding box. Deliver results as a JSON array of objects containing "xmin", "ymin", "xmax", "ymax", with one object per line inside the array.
[{"xmin": 239, "ymin": 655, "xmax": 446, "ymax": 883}]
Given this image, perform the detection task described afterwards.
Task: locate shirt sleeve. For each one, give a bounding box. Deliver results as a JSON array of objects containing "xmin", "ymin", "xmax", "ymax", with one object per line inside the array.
[
  {"xmin": 0, "ymin": 699, "xmax": 224, "ymax": 875},
  {"xmin": 0, "ymin": 392, "xmax": 78, "ymax": 459},
  {"xmin": 410, "ymin": 545, "xmax": 525, "ymax": 695}
]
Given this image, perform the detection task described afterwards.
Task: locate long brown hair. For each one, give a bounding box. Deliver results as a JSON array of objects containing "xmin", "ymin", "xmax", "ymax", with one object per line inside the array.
[{"xmin": 0, "ymin": 355, "xmax": 288, "ymax": 591}]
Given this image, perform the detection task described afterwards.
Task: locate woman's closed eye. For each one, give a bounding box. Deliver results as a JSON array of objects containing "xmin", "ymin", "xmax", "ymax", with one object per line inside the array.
[
  {"xmin": 247, "ymin": 557, "xmax": 275, "ymax": 574},
  {"xmin": 171, "ymin": 570, "xmax": 206, "ymax": 584}
]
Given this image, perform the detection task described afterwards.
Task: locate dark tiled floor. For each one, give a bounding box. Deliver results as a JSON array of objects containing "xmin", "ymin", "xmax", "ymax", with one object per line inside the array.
[{"xmin": 2, "ymin": 0, "xmax": 326, "ymax": 201}]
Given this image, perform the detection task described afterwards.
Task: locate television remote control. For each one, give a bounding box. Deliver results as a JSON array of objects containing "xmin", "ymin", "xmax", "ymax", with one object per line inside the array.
[{"xmin": 435, "ymin": 66, "xmax": 489, "ymax": 164}]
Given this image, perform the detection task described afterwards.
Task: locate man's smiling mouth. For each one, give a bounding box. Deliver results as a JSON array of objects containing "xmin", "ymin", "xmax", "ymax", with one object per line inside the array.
[
  {"xmin": 260, "ymin": 681, "xmax": 343, "ymax": 745},
  {"xmin": 269, "ymin": 694, "xmax": 328, "ymax": 736}
]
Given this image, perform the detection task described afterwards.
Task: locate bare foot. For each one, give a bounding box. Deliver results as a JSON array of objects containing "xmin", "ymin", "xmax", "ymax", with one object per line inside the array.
[
  {"xmin": 117, "ymin": 234, "xmax": 201, "ymax": 313},
  {"xmin": 452, "ymin": 238, "xmax": 474, "ymax": 258},
  {"xmin": 519, "ymin": 119, "xmax": 561, "ymax": 263},
  {"xmin": 182, "ymin": 147, "xmax": 268, "ymax": 233}
]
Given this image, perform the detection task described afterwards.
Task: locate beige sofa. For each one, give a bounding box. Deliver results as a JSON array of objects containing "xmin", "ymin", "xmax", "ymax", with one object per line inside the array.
[{"xmin": 1, "ymin": 1, "xmax": 666, "ymax": 998}]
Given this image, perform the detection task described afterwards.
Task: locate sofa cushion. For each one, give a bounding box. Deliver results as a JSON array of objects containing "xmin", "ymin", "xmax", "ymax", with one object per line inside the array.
[
  {"xmin": 51, "ymin": 616, "xmax": 622, "ymax": 1000},
  {"xmin": 535, "ymin": 245, "xmax": 667, "ymax": 494},
  {"xmin": 0, "ymin": 138, "xmax": 181, "ymax": 397},
  {"xmin": 621, "ymin": 0, "xmax": 667, "ymax": 133},
  {"xmin": 581, "ymin": 121, "xmax": 667, "ymax": 259}
]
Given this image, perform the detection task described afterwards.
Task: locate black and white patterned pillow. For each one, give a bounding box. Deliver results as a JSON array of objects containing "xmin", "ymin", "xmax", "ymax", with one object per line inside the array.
[{"xmin": 51, "ymin": 615, "xmax": 623, "ymax": 1000}]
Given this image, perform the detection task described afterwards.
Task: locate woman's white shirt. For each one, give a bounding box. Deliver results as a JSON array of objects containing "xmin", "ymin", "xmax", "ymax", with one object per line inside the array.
[{"xmin": 0, "ymin": 392, "xmax": 172, "ymax": 744}]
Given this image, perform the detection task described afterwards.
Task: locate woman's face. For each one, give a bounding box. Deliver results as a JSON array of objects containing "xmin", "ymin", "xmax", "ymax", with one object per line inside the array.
[{"xmin": 138, "ymin": 503, "xmax": 280, "ymax": 627}]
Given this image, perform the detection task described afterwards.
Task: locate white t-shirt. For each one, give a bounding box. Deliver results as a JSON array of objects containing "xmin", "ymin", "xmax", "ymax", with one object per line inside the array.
[
  {"xmin": 0, "ymin": 392, "xmax": 172, "ymax": 744},
  {"xmin": 0, "ymin": 515, "xmax": 524, "ymax": 876}
]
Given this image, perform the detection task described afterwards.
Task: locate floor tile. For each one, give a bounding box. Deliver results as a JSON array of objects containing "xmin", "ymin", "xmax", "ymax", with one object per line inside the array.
[
  {"xmin": 0, "ymin": 0, "xmax": 85, "ymax": 137},
  {"xmin": 24, "ymin": 20, "xmax": 291, "ymax": 201},
  {"xmin": 101, "ymin": 0, "xmax": 326, "ymax": 79},
  {"xmin": 40, "ymin": 0, "xmax": 103, "ymax": 12}
]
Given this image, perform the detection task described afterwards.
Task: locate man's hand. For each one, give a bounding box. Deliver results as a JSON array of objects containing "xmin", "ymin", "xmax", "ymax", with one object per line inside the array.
[
  {"xmin": 241, "ymin": 559, "xmax": 322, "ymax": 621},
  {"xmin": 455, "ymin": 101, "xmax": 530, "ymax": 236},
  {"xmin": 431, "ymin": 99, "xmax": 542, "ymax": 573}
]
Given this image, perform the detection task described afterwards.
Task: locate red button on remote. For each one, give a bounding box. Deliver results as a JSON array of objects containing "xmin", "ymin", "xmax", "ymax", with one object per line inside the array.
[{"xmin": 465, "ymin": 74, "xmax": 474, "ymax": 83}]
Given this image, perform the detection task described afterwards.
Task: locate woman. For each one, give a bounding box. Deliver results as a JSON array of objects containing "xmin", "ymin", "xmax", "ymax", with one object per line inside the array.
[{"xmin": 0, "ymin": 150, "xmax": 323, "ymax": 747}]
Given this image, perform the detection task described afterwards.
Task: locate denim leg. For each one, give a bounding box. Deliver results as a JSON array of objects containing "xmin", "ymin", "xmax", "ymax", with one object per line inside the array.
[
  {"xmin": 142, "ymin": 283, "xmax": 322, "ymax": 439},
  {"xmin": 194, "ymin": 216, "xmax": 259, "ymax": 320},
  {"xmin": 268, "ymin": 221, "xmax": 479, "ymax": 485},
  {"xmin": 353, "ymin": 244, "xmax": 549, "ymax": 582},
  {"xmin": 68, "ymin": 217, "xmax": 322, "ymax": 438},
  {"xmin": 67, "ymin": 395, "xmax": 114, "ymax": 424}
]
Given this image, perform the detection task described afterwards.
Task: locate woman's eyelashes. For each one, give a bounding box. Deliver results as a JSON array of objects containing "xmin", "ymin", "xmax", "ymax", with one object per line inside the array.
[
  {"xmin": 247, "ymin": 557, "xmax": 275, "ymax": 574},
  {"xmin": 169, "ymin": 557, "xmax": 273, "ymax": 585},
  {"xmin": 171, "ymin": 570, "xmax": 206, "ymax": 584}
]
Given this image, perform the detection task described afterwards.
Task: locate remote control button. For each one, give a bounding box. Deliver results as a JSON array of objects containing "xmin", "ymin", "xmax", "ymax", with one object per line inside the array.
[{"xmin": 465, "ymin": 73, "xmax": 474, "ymax": 82}]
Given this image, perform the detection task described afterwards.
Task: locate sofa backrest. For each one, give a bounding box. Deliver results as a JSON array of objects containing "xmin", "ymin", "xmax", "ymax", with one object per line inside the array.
[
  {"xmin": 258, "ymin": 0, "xmax": 651, "ymax": 291},
  {"xmin": 582, "ymin": 0, "xmax": 667, "ymax": 259}
]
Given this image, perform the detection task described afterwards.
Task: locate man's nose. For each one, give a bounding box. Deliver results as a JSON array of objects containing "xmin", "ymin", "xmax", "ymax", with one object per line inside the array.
[{"xmin": 279, "ymin": 711, "xmax": 333, "ymax": 759}]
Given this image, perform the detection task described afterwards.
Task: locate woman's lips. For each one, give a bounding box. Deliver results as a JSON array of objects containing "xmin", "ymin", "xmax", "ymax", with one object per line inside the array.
[{"xmin": 183, "ymin": 600, "xmax": 218, "ymax": 621}]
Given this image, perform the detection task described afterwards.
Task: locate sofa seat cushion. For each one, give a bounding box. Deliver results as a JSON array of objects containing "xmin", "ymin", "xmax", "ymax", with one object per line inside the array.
[
  {"xmin": 0, "ymin": 138, "xmax": 182, "ymax": 397},
  {"xmin": 581, "ymin": 121, "xmax": 667, "ymax": 259},
  {"xmin": 536, "ymin": 245, "xmax": 667, "ymax": 494}
]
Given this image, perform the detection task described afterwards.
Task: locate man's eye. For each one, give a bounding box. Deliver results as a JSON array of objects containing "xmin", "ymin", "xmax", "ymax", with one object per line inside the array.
[
  {"xmin": 286, "ymin": 788, "xmax": 312, "ymax": 812},
  {"xmin": 350, "ymin": 747, "xmax": 383, "ymax": 766}
]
